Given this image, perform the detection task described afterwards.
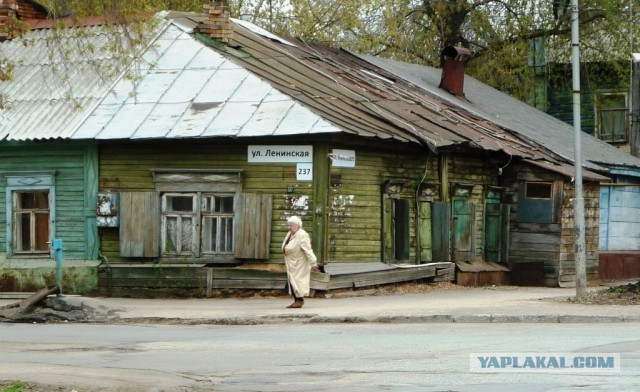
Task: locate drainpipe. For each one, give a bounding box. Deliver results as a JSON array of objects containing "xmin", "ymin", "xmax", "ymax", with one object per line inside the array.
[{"xmin": 52, "ymin": 239, "xmax": 63, "ymax": 296}]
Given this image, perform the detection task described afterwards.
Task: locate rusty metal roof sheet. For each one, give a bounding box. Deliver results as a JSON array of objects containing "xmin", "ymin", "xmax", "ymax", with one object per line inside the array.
[{"xmin": 356, "ymin": 54, "xmax": 640, "ymax": 174}]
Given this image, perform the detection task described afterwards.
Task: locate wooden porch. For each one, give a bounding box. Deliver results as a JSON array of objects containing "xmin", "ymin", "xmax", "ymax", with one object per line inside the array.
[{"xmin": 97, "ymin": 262, "xmax": 455, "ymax": 297}]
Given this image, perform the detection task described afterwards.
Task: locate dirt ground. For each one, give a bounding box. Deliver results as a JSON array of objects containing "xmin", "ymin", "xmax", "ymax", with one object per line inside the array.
[{"xmin": 564, "ymin": 281, "xmax": 640, "ymax": 305}]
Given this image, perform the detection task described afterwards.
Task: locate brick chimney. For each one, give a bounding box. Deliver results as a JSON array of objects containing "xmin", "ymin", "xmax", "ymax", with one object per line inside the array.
[
  {"xmin": 202, "ymin": 1, "xmax": 232, "ymax": 44},
  {"xmin": 439, "ymin": 46, "xmax": 472, "ymax": 99},
  {"xmin": 0, "ymin": 0, "xmax": 49, "ymax": 41},
  {"xmin": 0, "ymin": 0, "xmax": 19, "ymax": 41}
]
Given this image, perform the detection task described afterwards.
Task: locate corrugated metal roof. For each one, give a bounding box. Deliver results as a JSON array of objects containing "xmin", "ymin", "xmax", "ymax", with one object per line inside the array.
[
  {"xmin": 0, "ymin": 23, "xmax": 160, "ymax": 141},
  {"xmin": 3, "ymin": 11, "xmax": 640, "ymax": 180},
  {"xmin": 356, "ymin": 54, "xmax": 640, "ymax": 173},
  {"xmin": 70, "ymin": 24, "xmax": 342, "ymax": 140}
]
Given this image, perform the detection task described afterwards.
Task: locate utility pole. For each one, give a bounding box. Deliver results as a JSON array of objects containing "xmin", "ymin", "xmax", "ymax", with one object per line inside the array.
[
  {"xmin": 632, "ymin": 53, "xmax": 640, "ymax": 157},
  {"xmin": 571, "ymin": 0, "xmax": 587, "ymax": 297}
]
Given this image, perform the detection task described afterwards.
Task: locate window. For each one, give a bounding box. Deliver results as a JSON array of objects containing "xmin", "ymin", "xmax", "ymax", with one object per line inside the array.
[
  {"xmin": 596, "ymin": 92, "xmax": 628, "ymax": 143},
  {"xmin": 13, "ymin": 191, "xmax": 50, "ymax": 254},
  {"xmin": 202, "ymin": 194, "xmax": 234, "ymax": 254},
  {"xmin": 525, "ymin": 182, "xmax": 552, "ymax": 199},
  {"xmin": 161, "ymin": 193, "xmax": 235, "ymax": 256},
  {"xmin": 516, "ymin": 181, "xmax": 559, "ymax": 224},
  {"xmin": 4, "ymin": 172, "xmax": 55, "ymax": 257},
  {"xmin": 119, "ymin": 170, "xmax": 272, "ymax": 261},
  {"xmin": 162, "ymin": 194, "xmax": 197, "ymax": 254}
]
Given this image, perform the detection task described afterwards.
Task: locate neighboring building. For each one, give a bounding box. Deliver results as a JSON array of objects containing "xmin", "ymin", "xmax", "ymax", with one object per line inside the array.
[
  {"xmin": 528, "ymin": 35, "xmax": 640, "ymax": 280},
  {"xmin": 3, "ymin": 2, "xmax": 640, "ymax": 295}
]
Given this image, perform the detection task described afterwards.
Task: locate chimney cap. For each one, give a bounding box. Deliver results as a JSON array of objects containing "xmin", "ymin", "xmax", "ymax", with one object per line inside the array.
[{"xmin": 441, "ymin": 46, "xmax": 472, "ymax": 62}]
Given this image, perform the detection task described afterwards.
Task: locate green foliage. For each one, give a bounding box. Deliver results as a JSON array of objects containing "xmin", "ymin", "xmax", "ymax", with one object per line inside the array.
[
  {"xmin": 2, "ymin": 0, "xmax": 638, "ymax": 107},
  {"xmin": 2, "ymin": 380, "xmax": 26, "ymax": 392}
]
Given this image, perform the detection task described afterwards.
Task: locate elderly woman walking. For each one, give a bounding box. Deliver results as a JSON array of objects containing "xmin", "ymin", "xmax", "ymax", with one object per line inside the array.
[{"xmin": 282, "ymin": 216, "xmax": 319, "ymax": 308}]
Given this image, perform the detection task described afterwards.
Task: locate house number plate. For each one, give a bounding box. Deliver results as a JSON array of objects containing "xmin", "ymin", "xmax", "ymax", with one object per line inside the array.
[{"xmin": 296, "ymin": 163, "xmax": 313, "ymax": 181}]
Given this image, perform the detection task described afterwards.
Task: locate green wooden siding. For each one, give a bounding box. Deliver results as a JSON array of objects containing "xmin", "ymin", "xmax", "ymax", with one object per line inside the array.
[
  {"xmin": 326, "ymin": 145, "xmax": 438, "ymax": 263},
  {"xmin": 99, "ymin": 139, "xmax": 438, "ymax": 265},
  {"xmin": 445, "ymin": 153, "xmax": 499, "ymax": 262},
  {"xmin": 0, "ymin": 142, "xmax": 94, "ymax": 260}
]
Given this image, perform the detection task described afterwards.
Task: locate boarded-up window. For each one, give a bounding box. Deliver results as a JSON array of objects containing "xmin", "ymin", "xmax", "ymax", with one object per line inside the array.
[
  {"xmin": 120, "ymin": 192, "xmax": 272, "ymax": 260},
  {"xmin": 516, "ymin": 182, "xmax": 560, "ymax": 224},
  {"xmin": 234, "ymin": 193, "xmax": 272, "ymax": 259},
  {"xmin": 119, "ymin": 192, "xmax": 160, "ymax": 257}
]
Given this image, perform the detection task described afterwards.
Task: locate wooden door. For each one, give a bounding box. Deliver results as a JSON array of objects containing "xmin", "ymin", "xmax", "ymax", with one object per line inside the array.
[
  {"xmin": 431, "ymin": 202, "xmax": 450, "ymax": 261},
  {"xmin": 452, "ymin": 197, "xmax": 474, "ymax": 262},
  {"xmin": 418, "ymin": 201, "xmax": 433, "ymax": 262}
]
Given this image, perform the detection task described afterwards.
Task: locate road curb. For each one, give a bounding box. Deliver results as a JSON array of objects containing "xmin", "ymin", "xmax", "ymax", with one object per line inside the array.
[{"xmin": 111, "ymin": 313, "xmax": 640, "ymax": 325}]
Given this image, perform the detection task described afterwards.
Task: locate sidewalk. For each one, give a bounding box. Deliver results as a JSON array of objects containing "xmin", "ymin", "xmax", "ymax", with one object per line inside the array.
[
  {"xmin": 44, "ymin": 285, "xmax": 640, "ymax": 324},
  {"xmin": 2, "ymin": 285, "xmax": 639, "ymax": 324}
]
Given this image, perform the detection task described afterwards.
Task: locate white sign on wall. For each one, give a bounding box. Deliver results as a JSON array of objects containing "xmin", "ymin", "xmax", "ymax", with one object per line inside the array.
[
  {"xmin": 296, "ymin": 163, "xmax": 313, "ymax": 181},
  {"xmin": 331, "ymin": 149, "xmax": 356, "ymax": 168},
  {"xmin": 248, "ymin": 145, "xmax": 313, "ymax": 163}
]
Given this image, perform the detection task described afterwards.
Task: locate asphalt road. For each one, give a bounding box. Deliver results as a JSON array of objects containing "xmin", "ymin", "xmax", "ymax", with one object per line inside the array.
[{"xmin": 1, "ymin": 323, "xmax": 639, "ymax": 391}]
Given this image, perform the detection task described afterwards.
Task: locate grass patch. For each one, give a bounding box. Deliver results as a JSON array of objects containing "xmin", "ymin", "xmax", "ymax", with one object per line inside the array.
[{"xmin": 2, "ymin": 381, "xmax": 26, "ymax": 392}]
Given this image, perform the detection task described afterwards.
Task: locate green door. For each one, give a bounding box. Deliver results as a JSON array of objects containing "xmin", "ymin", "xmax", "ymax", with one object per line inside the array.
[
  {"xmin": 484, "ymin": 187, "xmax": 510, "ymax": 263},
  {"xmin": 431, "ymin": 202, "xmax": 450, "ymax": 262},
  {"xmin": 452, "ymin": 197, "xmax": 474, "ymax": 262},
  {"xmin": 382, "ymin": 197, "xmax": 410, "ymax": 263},
  {"xmin": 484, "ymin": 199, "xmax": 502, "ymax": 262}
]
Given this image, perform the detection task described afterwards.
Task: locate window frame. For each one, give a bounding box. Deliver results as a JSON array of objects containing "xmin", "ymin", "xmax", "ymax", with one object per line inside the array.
[
  {"xmin": 516, "ymin": 181, "xmax": 560, "ymax": 224},
  {"xmin": 4, "ymin": 171, "xmax": 56, "ymax": 258},
  {"xmin": 595, "ymin": 91, "xmax": 629, "ymax": 143},
  {"xmin": 151, "ymin": 169, "xmax": 242, "ymax": 262},
  {"xmin": 201, "ymin": 193, "xmax": 236, "ymax": 256}
]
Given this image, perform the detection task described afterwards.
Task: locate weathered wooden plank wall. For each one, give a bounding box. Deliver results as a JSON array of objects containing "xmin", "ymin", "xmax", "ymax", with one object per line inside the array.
[
  {"xmin": 99, "ymin": 138, "xmax": 436, "ymax": 265},
  {"xmin": 0, "ymin": 142, "xmax": 92, "ymax": 260},
  {"xmin": 501, "ymin": 163, "xmax": 600, "ymax": 286},
  {"xmin": 326, "ymin": 143, "xmax": 436, "ymax": 263},
  {"xmin": 502, "ymin": 164, "xmax": 564, "ymax": 286},
  {"xmin": 558, "ymin": 182, "xmax": 600, "ymax": 286},
  {"xmin": 99, "ymin": 140, "xmax": 303, "ymax": 263},
  {"xmin": 445, "ymin": 152, "xmax": 499, "ymax": 262}
]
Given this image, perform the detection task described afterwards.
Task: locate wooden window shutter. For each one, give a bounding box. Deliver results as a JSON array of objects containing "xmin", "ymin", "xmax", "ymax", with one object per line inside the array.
[
  {"xmin": 431, "ymin": 202, "xmax": 451, "ymax": 262},
  {"xmin": 234, "ymin": 193, "xmax": 272, "ymax": 259},
  {"xmin": 119, "ymin": 192, "xmax": 160, "ymax": 257}
]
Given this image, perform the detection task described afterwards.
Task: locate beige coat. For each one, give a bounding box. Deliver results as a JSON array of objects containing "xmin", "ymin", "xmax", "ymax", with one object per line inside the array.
[{"xmin": 282, "ymin": 228, "xmax": 317, "ymax": 297}]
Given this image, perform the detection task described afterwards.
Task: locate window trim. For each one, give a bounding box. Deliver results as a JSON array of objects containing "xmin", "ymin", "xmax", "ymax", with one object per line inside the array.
[
  {"xmin": 524, "ymin": 182, "xmax": 553, "ymax": 200},
  {"xmin": 150, "ymin": 169, "xmax": 242, "ymax": 262},
  {"xmin": 595, "ymin": 91, "xmax": 629, "ymax": 143},
  {"xmin": 3, "ymin": 171, "xmax": 56, "ymax": 258}
]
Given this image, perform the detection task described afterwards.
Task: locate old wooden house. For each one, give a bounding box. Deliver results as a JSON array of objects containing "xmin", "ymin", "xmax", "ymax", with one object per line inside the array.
[{"xmin": 3, "ymin": 1, "xmax": 640, "ymax": 295}]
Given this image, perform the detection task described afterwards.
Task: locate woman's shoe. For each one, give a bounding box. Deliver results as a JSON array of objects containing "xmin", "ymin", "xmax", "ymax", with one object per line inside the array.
[{"xmin": 286, "ymin": 299, "xmax": 304, "ymax": 308}]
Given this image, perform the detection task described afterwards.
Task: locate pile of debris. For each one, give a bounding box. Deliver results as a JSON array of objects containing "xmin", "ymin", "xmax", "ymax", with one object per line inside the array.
[
  {"xmin": 0, "ymin": 286, "xmax": 119, "ymax": 323},
  {"xmin": 565, "ymin": 281, "xmax": 640, "ymax": 305}
]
